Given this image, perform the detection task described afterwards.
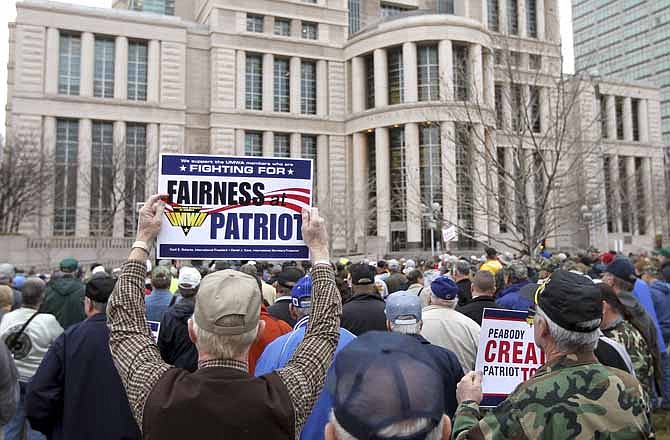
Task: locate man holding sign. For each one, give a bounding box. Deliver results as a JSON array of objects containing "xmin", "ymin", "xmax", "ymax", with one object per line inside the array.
[{"xmin": 452, "ymin": 270, "xmax": 652, "ymax": 439}]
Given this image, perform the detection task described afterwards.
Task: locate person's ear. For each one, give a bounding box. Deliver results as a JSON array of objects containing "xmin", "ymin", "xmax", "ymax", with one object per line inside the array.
[
  {"xmin": 289, "ymin": 304, "xmax": 298, "ymax": 320},
  {"xmin": 324, "ymin": 422, "xmax": 336, "ymax": 440},
  {"xmin": 188, "ymin": 318, "xmax": 197, "ymax": 344},
  {"xmin": 386, "ymin": 320, "xmax": 392, "ymax": 332},
  {"xmin": 255, "ymin": 319, "xmax": 266, "ymax": 343},
  {"xmin": 441, "ymin": 415, "xmax": 452, "ymax": 439}
]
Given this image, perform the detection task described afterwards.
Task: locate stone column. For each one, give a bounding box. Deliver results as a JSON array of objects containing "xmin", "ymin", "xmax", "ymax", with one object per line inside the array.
[
  {"xmin": 262, "ymin": 53, "xmax": 274, "ymax": 112},
  {"xmin": 504, "ymin": 146, "xmax": 516, "ymax": 229},
  {"xmin": 317, "ymin": 135, "xmax": 330, "ymax": 206},
  {"xmin": 440, "ymin": 121, "xmax": 457, "ymax": 226},
  {"xmin": 290, "ymin": 56, "xmax": 301, "ymax": 114},
  {"xmin": 403, "ymin": 42, "xmax": 418, "ymax": 103},
  {"xmin": 537, "ymin": 0, "xmax": 545, "ymax": 39},
  {"xmin": 642, "ymin": 157, "xmax": 654, "ymax": 233},
  {"xmin": 80, "ymin": 32, "xmax": 94, "ymax": 97},
  {"xmin": 114, "ymin": 36, "xmax": 128, "ymax": 100},
  {"xmin": 262, "ymin": 131, "xmax": 274, "ymax": 156},
  {"xmin": 147, "ymin": 40, "xmax": 160, "ymax": 103},
  {"xmin": 638, "ymin": 99, "xmax": 649, "ymax": 142},
  {"xmin": 609, "ymin": 154, "xmax": 622, "ymax": 233},
  {"xmin": 484, "ymin": 48, "xmax": 495, "ymax": 107},
  {"xmin": 539, "ymin": 87, "xmax": 549, "ymax": 133},
  {"xmin": 290, "ymin": 132, "xmax": 301, "ymax": 158},
  {"xmin": 351, "ymin": 56, "xmax": 365, "ymax": 113},
  {"xmin": 45, "ymin": 28, "xmax": 60, "ymax": 95},
  {"xmin": 524, "ymin": 149, "xmax": 535, "ymax": 235},
  {"xmin": 518, "ymin": 0, "xmax": 527, "ymax": 38},
  {"xmin": 375, "ymin": 127, "xmax": 391, "ymax": 245},
  {"xmin": 317, "ymin": 60, "xmax": 328, "ymax": 116},
  {"xmin": 623, "ymin": 97, "xmax": 633, "ymax": 141},
  {"xmin": 498, "ymin": 0, "xmax": 508, "ymax": 34},
  {"xmin": 235, "ymin": 129, "xmax": 246, "ymax": 156},
  {"xmin": 236, "ymin": 50, "xmax": 246, "ymax": 110},
  {"xmin": 625, "ymin": 156, "xmax": 637, "ymax": 234},
  {"xmin": 42, "ymin": 117, "xmax": 57, "ymax": 235},
  {"xmin": 405, "ymin": 123, "xmax": 422, "ymax": 246},
  {"xmin": 113, "ymin": 121, "xmax": 126, "ymax": 238},
  {"xmin": 373, "ymin": 49, "xmax": 388, "ymax": 108},
  {"xmin": 502, "ymin": 82, "xmax": 512, "ymax": 130},
  {"xmin": 438, "ymin": 40, "xmax": 453, "ymax": 102},
  {"xmin": 76, "ymin": 119, "xmax": 92, "ymax": 237},
  {"xmin": 469, "ymin": 44, "xmax": 483, "ymax": 103},
  {"xmin": 146, "ymin": 123, "xmax": 159, "ymax": 195},
  {"xmin": 472, "ymin": 124, "xmax": 489, "ymax": 240},
  {"xmin": 352, "ymin": 132, "xmax": 368, "ymax": 244},
  {"xmin": 606, "ymin": 95, "xmax": 616, "ymax": 141}
]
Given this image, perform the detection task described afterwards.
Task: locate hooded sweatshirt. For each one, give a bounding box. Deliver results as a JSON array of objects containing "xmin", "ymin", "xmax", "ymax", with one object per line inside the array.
[
  {"xmin": 42, "ymin": 276, "xmax": 86, "ymax": 329},
  {"xmin": 650, "ymin": 280, "xmax": 670, "ymax": 346}
]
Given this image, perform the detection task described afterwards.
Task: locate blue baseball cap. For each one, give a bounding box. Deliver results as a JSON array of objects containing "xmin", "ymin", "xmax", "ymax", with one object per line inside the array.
[
  {"xmin": 431, "ymin": 276, "xmax": 459, "ymax": 300},
  {"xmin": 291, "ymin": 276, "xmax": 312, "ymax": 308},
  {"xmin": 605, "ymin": 257, "xmax": 637, "ymax": 283},
  {"xmin": 326, "ymin": 331, "xmax": 445, "ymax": 439},
  {"xmin": 385, "ymin": 290, "xmax": 422, "ymax": 325}
]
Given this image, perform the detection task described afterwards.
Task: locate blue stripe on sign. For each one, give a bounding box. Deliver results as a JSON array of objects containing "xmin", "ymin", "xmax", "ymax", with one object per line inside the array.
[
  {"xmin": 482, "ymin": 308, "xmax": 528, "ymax": 320},
  {"xmin": 480, "ymin": 394, "xmax": 507, "ymax": 407},
  {"xmin": 161, "ymin": 154, "xmax": 312, "ymax": 180},
  {"xmin": 159, "ymin": 244, "xmax": 309, "ymax": 260}
]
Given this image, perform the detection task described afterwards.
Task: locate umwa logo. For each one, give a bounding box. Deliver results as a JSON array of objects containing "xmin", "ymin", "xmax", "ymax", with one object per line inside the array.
[{"xmin": 165, "ymin": 206, "xmax": 208, "ymax": 236}]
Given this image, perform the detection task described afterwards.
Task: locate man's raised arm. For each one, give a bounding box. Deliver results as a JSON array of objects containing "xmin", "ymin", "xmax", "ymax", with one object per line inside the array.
[
  {"xmin": 277, "ymin": 207, "xmax": 342, "ymax": 435},
  {"xmin": 107, "ymin": 194, "xmax": 172, "ymax": 429}
]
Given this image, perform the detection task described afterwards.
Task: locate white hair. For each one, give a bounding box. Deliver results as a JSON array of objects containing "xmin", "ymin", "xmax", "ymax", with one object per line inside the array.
[
  {"xmin": 294, "ymin": 306, "xmax": 311, "ymax": 320},
  {"xmin": 430, "ymin": 295, "xmax": 458, "ymax": 309},
  {"xmin": 389, "ymin": 321, "xmax": 422, "ymax": 335},
  {"xmin": 191, "ymin": 318, "xmax": 258, "ymax": 360},
  {"xmin": 536, "ymin": 306, "xmax": 600, "ymax": 352},
  {"xmin": 330, "ymin": 411, "xmax": 443, "ymax": 440}
]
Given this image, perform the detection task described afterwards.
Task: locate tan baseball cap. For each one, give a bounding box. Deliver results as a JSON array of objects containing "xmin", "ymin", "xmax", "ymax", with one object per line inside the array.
[{"xmin": 193, "ymin": 269, "xmax": 261, "ymax": 336}]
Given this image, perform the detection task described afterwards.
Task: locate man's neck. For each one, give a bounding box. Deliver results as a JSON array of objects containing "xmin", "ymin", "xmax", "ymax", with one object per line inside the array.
[
  {"xmin": 23, "ymin": 304, "xmax": 39, "ymax": 310},
  {"xmin": 198, "ymin": 351, "xmax": 249, "ymax": 368},
  {"xmin": 472, "ymin": 292, "xmax": 493, "ymax": 299},
  {"xmin": 601, "ymin": 312, "xmax": 622, "ymax": 330}
]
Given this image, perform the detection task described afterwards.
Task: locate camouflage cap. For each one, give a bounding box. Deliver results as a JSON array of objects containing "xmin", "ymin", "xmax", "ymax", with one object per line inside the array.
[
  {"xmin": 505, "ymin": 261, "xmax": 528, "ymax": 280},
  {"xmin": 151, "ymin": 265, "xmax": 172, "ymax": 281}
]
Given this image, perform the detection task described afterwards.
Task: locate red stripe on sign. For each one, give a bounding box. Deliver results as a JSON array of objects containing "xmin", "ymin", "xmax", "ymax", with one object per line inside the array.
[{"xmin": 484, "ymin": 316, "xmax": 527, "ymax": 322}]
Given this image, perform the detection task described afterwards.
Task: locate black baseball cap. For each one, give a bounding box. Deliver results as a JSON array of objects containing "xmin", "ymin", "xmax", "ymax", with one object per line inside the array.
[
  {"xmin": 277, "ymin": 267, "xmax": 305, "ymax": 288},
  {"xmin": 326, "ymin": 331, "xmax": 445, "ymax": 439},
  {"xmin": 86, "ymin": 275, "xmax": 116, "ymax": 303},
  {"xmin": 605, "ymin": 258, "xmax": 637, "ymax": 283},
  {"xmin": 528, "ymin": 270, "xmax": 602, "ymax": 333},
  {"xmin": 350, "ymin": 263, "xmax": 376, "ymax": 285}
]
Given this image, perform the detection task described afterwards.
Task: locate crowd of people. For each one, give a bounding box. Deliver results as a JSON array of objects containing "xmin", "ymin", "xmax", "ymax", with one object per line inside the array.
[{"xmin": 0, "ymin": 193, "xmax": 668, "ymax": 439}]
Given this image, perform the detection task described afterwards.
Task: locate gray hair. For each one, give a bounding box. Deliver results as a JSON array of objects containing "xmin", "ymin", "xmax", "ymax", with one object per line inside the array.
[
  {"xmin": 190, "ymin": 318, "xmax": 258, "ymax": 360},
  {"xmin": 536, "ymin": 306, "xmax": 599, "ymax": 352},
  {"xmin": 294, "ymin": 306, "xmax": 311, "ymax": 320},
  {"xmin": 430, "ymin": 295, "xmax": 458, "ymax": 309},
  {"xmin": 455, "ymin": 261, "xmax": 471, "ymax": 276},
  {"xmin": 330, "ymin": 411, "xmax": 443, "ymax": 440},
  {"xmin": 388, "ymin": 320, "xmax": 422, "ymax": 335},
  {"xmin": 22, "ymin": 277, "xmax": 46, "ymax": 307}
]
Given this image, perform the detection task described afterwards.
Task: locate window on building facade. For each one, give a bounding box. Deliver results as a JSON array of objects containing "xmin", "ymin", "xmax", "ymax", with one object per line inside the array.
[
  {"xmin": 511, "ymin": 84, "xmax": 523, "ymax": 131},
  {"xmin": 274, "ymin": 57, "xmax": 290, "ymax": 112},
  {"xmin": 615, "ymin": 96, "xmax": 624, "ymax": 140},
  {"xmin": 390, "ymin": 126, "xmax": 406, "ymax": 225},
  {"xmin": 90, "ymin": 121, "xmax": 114, "ymax": 237},
  {"xmin": 618, "ymin": 157, "xmax": 630, "ymax": 233},
  {"xmin": 303, "ymin": 0, "xmax": 317, "ymax": 3},
  {"xmin": 129, "ymin": 0, "xmax": 175, "ymax": 15},
  {"xmin": 301, "ymin": 135, "xmax": 318, "ymax": 196},
  {"xmin": 494, "ymin": 50, "xmax": 503, "ymax": 65},
  {"xmin": 380, "ymin": 3, "xmax": 415, "ymax": 17},
  {"xmin": 367, "ymin": 131, "xmax": 377, "ymax": 236},
  {"xmin": 494, "ymin": 83, "xmax": 504, "ymax": 128},
  {"xmin": 508, "ymin": 0, "xmax": 519, "ymax": 35},
  {"xmin": 127, "ymin": 41, "xmax": 148, "ymax": 101},
  {"xmin": 437, "ymin": 0, "xmax": 455, "ymax": 13},
  {"xmin": 453, "ymin": 45, "xmax": 469, "ymax": 101},
  {"xmin": 635, "ymin": 157, "xmax": 646, "ymax": 234},
  {"xmin": 509, "ymin": 51, "xmax": 521, "ymax": 67},
  {"xmin": 94, "ymin": 38, "xmax": 114, "ymax": 98},
  {"xmin": 529, "ymin": 54, "xmax": 541, "ymax": 70},
  {"xmin": 274, "ymin": 133, "xmax": 291, "ymax": 157},
  {"xmin": 455, "ymin": 124, "xmax": 475, "ymax": 248},
  {"xmin": 301, "ymin": 60, "xmax": 317, "ymax": 114},
  {"xmin": 497, "ymin": 147, "xmax": 508, "ymax": 233},
  {"xmin": 366, "ymin": 55, "xmax": 375, "ymax": 109},
  {"xmin": 58, "ymin": 33, "xmax": 81, "ymax": 95},
  {"xmin": 632, "ymin": 98, "xmax": 640, "ymax": 141},
  {"xmin": 529, "ymin": 86, "xmax": 541, "ymax": 133},
  {"xmin": 600, "ymin": 95, "xmax": 608, "ymax": 138},
  {"xmin": 388, "ymin": 47, "xmax": 404, "ymax": 104},
  {"xmin": 247, "ymin": 14, "xmax": 264, "ymax": 32},
  {"xmin": 349, "ymin": 0, "xmax": 361, "ymax": 34},
  {"xmin": 124, "ymin": 123, "xmax": 146, "ymax": 237},
  {"xmin": 418, "ymin": 45, "xmax": 439, "ymax": 101},
  {"xmin": 54, "ymin": 119, "xmax": 78, "ymax": 236},
  {"xmin": 245, "ymin": 132, "xmax": 263, "ymax": 156},
  {"xmin": 274, "ymin": 18, "xmax": 291, "ymax": 36},
  {"xmin": 488, "ymin": 0, "xmax": 500, "ymax": 31},
  {"xmin": 419, "ymin": 124, "xmax": 442, "ymax": 250},
  {"xmin": 302, "ymin": 22, "xmax": 318, "ymax": 40},
  {"xmin": 526, "ymin": 0, "xmax": 537, "ymax": 37},
  {"xmin": 246, "ymin": 53, "xmax": 263, "ymax": 110},
  {"xmin": 603, "ymin": 156, "xmax": 614, "ymax": 233}
]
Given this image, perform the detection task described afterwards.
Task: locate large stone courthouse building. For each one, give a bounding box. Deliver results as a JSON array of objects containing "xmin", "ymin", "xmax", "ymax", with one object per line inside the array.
[{"xmin": 5, "ymin": 0, "xmax": 668, "ymax": 266}]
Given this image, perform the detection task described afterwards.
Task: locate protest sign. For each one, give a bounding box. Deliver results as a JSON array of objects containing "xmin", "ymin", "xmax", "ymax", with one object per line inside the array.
[
  {"xmin": 442, "ymin": 225, "xmax": 458, "ymax": 242},
  {"xmin": 156, "ymin": 154, "xmax": 313, "ymax": 260},
  {"xmin": 475, "ymin": 308, "xmax": 545, "ymax": 407},
  {"xmin": 148, "ymin": 321, "xmax": 160, "ymax": 342}
]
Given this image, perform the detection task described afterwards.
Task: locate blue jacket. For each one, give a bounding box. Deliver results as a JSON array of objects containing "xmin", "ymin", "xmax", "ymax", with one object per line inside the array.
[
  {"xmin": 25, "ymin": 313, "xmax": 140, "ymax": 440},
  {"xmin": 495, "ymin": 280, "xmax": 532, "ymax": 311},
  {"xmin": 255, "ymin": 316, "xmax": 356, "ymax": 440},
  {"xmin": 650, "ymin": 280, "xmax": 670, "ymax": 347},
  {"xmin": 145, "ymin": 288, "xmax": 175, "ymax": 322},
  {"xmin": 633, "ymin": 279, "xmax": 666, "ymax": 353}
]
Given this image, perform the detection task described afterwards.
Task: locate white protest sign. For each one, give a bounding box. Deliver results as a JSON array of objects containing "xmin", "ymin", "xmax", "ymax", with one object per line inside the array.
[
  {"xmin": 148, "ymin": 321, "xmax": 160, "ymax": 342},
  {"xmin": 156, "ymin": 154, "xmax": 313, "ymax": 260},
  {"xmin": 475, "ymin": 308, "xmax": 545, "ymax": 407},
  {"xmin": 442, "ymin": 225, "xmax": 458, "ymax": 242}
]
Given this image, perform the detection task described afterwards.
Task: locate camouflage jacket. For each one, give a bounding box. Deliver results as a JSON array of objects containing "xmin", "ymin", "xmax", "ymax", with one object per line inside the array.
[
  {"xmin": 602, "ymin": 318, "xmax": 655, "ymax": 399},
  {"xmin": 452, "ymin": 352, "xmax": 651, "ymax": 439}
]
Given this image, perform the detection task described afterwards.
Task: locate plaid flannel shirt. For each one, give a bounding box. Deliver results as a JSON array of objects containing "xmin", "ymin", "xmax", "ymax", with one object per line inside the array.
[{"xmin": 107, "ymin": 259, "xmax": 341, "ymax": 438}]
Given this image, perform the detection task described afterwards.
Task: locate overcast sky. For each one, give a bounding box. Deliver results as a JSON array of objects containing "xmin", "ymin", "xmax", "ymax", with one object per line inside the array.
[{"xmin": 0, "ymin": 0, "xmax": 576, "ymax": 137}]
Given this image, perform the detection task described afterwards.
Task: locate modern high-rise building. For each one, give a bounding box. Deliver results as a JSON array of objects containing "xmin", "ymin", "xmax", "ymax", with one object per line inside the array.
[{"xmin": 4, "ymin": 0, "xmax": 667, "ymax": 268}]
